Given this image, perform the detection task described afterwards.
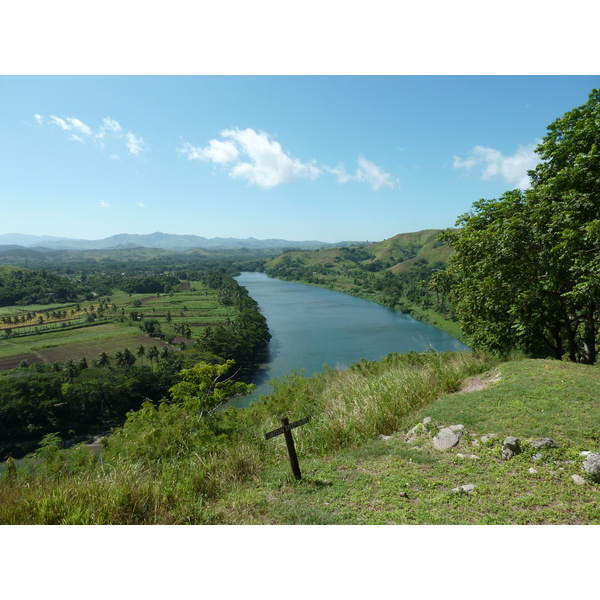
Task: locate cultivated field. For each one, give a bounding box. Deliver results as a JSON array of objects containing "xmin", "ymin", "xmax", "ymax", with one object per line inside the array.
[{"xmin": 0, "ymin": 280, "xmax": 236, "ymax": 369}]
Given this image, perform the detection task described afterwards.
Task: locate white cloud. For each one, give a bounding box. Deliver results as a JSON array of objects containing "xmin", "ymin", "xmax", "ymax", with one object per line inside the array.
[
  {"xmin": 328, "ymin": 157, "xmax": 398, "ymax": 191},
  {"xmin": 66, "ymin": 117, "xmax": 92, "ymax": 136},
  {"xmin": 125, "ymin": 132, "xmax": 145, "ymax": 156},
  {"xmin": 50, "ymin": 115, "xmax": 71, "ymax": 130},
  {"xmin": 37, "ymin": 114, "xmax": 146, "ymax": 158},
  {"xmin": 136, "ymin": 202, "xmax": 145, "ymax": 207},
  {"xmin": 453, "ymin": 143, "xmax": 539, "ymax": 189},
  {"xmin": 99, "ymin": 201, "xmax": 109, "ymax": 208},
  {"xmin": 178, "ymin": 128, "xmax": 320, "ymax": 189},
  {"xmin": 178, "ymin": 139, "xmax": 239, "ymax": 164},
  {"xmin": 178, "ymin": 128, "xmax": 399, "ymax": 192},
  {"xmin": 101, "ymin": 117, "xmax": 122, "ymax": 134}
]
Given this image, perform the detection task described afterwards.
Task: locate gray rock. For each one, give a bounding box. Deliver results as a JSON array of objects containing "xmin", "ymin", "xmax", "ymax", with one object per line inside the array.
[
  {"xmin": 571, "ymin": 474, "xmax": 586, "ymax": 485},
  {"xmin": 452, "ymin": 484, "xmax": 475, "ymax": 494},
  {"xmin": 433, "ymin": 428, "xmax": 461, "ymax": 451},
  {"xmin": 580, "ymin": 451, "xmax": 592, "ymax": 457},
  {"xmin": 449, "ymin": 424, "xmax": 465, "ymax": 432},
  {"xmin": 379, "ymin": 434, "xmax": 392, "ymax": 441},
  {"xmin": 531, "ymin": 437, "xmax": 558, "ymax": 449},
  {"xmin": 532, "ymin": 453, "xmax": 543, "ymax": 461},
  {"xmin": 422, "ymin": 417, "xmax": 432, "ymax": 425},
  {"xmin": 502, "ymin": 436, "xmax": 521, "ymax": 460},
  {"xmin": 528, "ymin": 467, "xmax": 538, "ymax": 474},
  {"xmin": 480, "ymin": 434, "xmax": 498, "ymax": 443},
  {"xmin": 405, "ymin": 423, "xmax": 423, "ymax": 444},
  {"xmin": 582, "ymin": 453, "xmax": 600, "ymax": 482}
]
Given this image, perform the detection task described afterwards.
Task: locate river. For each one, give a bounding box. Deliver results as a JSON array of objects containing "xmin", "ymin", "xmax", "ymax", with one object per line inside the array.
[{"xmin": 230, "ymin": 272, "xmax": 468, "ymax": 407}]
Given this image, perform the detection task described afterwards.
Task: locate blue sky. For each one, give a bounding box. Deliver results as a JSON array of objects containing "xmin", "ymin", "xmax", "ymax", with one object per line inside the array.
[{"xmin": 1, "ymin": 75, "xmax": 598, "ymax": 243}]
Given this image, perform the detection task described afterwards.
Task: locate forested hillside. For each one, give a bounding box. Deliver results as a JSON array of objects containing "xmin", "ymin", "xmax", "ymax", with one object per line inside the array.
[{"xmin": 263, "ymin": 229, "xmax": 457, "ymax": 336}]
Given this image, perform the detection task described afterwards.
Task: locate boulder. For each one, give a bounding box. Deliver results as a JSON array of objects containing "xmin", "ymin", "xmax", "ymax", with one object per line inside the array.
[
  {"xmin": 433, "ymin": 428, "xmax": 461, "ymax": 451},
  {"xmin": 571, "ymin": 474, "xmax": 586, "ymax": 485},
  {"xmin": 582, "ymin": 453, "xmax": 600, "ymax": 482},
  {"xmin": 531, "ymin": 437, "xmax": 558, "ymax": 449},
  {"xmin": 502, "ymin": 436, "xmax": 521, "ymax": 460}
]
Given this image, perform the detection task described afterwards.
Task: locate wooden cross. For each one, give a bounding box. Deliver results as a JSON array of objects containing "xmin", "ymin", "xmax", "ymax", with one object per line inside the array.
[{"xmin": 265, "ymin": 416, "xmax": 309, "ymax": 480}]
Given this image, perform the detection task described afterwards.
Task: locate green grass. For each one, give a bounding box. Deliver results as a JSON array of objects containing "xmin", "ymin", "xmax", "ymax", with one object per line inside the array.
[
  {"xmin": 2, "ymin": 353, "xmax": 599, "ymax": 524},
  {"xmin": 421, "ymin": 359, "xmax": 600, "ymax": 445},
  {"xmin": 207, "ymin": 358, "xmax": 600, "ymax": 525}
]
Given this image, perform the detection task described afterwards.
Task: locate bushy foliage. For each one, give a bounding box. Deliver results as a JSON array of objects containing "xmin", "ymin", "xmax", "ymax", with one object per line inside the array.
[{"xmin": 440, "ymin": 89, "xmax": 600, "ymax": 363}]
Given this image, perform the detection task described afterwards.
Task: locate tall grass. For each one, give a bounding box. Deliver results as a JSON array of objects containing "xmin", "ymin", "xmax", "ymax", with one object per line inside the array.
[
  {"xmin": 258, "ymin": 350, "xmax": 494, "ymax": 454},
  {"xmin": 0, "ymin": 350, "xmax": 495, "ymax": 524}
]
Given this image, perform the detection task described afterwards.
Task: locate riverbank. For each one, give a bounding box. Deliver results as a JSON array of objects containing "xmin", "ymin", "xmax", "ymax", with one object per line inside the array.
[{"xmin": 258, "ymin": 271, "xmax": 466, "ymax": 344}]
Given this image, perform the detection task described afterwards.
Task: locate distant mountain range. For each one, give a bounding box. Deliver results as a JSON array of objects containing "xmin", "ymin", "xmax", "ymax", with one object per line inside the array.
[{"xmin": 0, "ymin": 232, "xmax": 361, "ymax": 252}]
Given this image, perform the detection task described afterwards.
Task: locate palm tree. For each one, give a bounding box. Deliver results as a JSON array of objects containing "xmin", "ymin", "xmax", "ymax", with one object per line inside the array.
[
  {"xmin": 98, "ymin": 351, "xmax": 111, "ymax": 368},
  {"xmin": 114, "ymin": 351, "xmax": 126, "ymax": 368},
  {"xmin": 64, "ymin": 359, "xmax": 78, "ymax": 382},
  {"xmin": 122, "ymin": 348, "xmax": 136, "ymax": 367},
  {"xmin": 136, "ymin": 344, "xmax": 146, "ymax": 364},
  {"xmin": 147, "ymin": 345, "xmax": 159, "ymax": 366}
]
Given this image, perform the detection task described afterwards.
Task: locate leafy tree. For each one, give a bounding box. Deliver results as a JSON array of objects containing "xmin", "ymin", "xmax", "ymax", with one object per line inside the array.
[
  {"xmin": 169, "ymin": 360, "xmax": 254, "ymax": 418},
  {"xmin": 441, "ymin": 89, "xmax": 600, "ymax": 363}
]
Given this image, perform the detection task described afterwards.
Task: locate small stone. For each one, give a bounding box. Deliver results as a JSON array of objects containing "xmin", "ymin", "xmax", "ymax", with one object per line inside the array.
[
  {"xmin": 422, "ymin": 417, "xmax": 432, "ymax": 425},
  {"xmin": 502, "ymin": 436, "xmax": 522, "ymax": 460},
  {"xmin": 582, "ymin": 453, "xmax": 600, "ymax": 482},
  {"xmin": 452, "ymin": 484, "xmax": 475, "ymax": 494},
  {"xmin": 532, "ymin": 453, "xmax": 543, "ymax": 461},
  {"xmin": 531, "ymin": 437, "xmax": 558, "ymax": 449},
  {"xmin": 433, "ymin": 428, "xmax": 461, "ymax": 451},
  {"xmin": 405, "ymin": 423, "xmax": 422, "ymax": 443},
  {"xmin": 571, "ymin": 474, "xmax": 585, "ymax": 485},
  {"xmin": 457, "ymin": 453, "xmax": 466, "ymax": 458},
  {"xmin": 449, "ymin": 424, "xmax": 465, "ymax": 432},
  {"xmin": 379, "ymin": 435, "xmax": 391, "ymax": 441},
  {"xmin": 580, "ymin": 451, "xmax": 592, "ymax": 457},
  {"xmin": 398, "ymin": 491, "xmax": 408, "ymax": 498},
  {"xmin": 529, "ymin": 468, "xmax": 538, "ymax": 474},
  {"xmin": 480, "ymin": 434, "xmax": 498, "ymax": 443}
]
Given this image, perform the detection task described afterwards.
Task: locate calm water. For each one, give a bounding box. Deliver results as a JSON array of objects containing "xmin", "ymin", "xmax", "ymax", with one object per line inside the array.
[{"xmin": 231, "ymin": 272, "xmax": 468, "ymax": 406}]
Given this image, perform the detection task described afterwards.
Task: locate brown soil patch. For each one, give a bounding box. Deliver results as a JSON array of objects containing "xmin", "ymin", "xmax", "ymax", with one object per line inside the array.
[{"xmin": 458, "ymin": 368, "xmax": 502, "ymax": 393}]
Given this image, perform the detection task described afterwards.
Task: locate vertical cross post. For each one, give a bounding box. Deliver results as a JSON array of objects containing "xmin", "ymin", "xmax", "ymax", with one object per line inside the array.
[
  {"xmin": 281, "ymin": 416, "xmax": 302, "ymax": 480},
  {"xmin": 265, "ymin": 415, "xmax": 309, "ymax": 481}
]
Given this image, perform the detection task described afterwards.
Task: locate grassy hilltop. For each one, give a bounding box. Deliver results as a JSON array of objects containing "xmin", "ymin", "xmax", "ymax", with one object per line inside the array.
[{"xmin": 1, "ymin": 351, "xmax": 598, "ymax": 525}]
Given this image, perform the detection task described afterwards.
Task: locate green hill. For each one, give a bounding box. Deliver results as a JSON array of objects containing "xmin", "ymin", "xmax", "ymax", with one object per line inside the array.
[{"xmin": 263, "ymin": 229, "xmax": 460, "ymax": 339}]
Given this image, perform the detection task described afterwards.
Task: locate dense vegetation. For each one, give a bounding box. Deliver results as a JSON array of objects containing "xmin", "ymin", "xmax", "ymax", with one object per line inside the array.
[
  {"xmin": 438, "ymin": 89, "xmax": 600, "ymax": 364},
  {"xmin": 0, "ymin": 266, "xmax": 84, "ymax": 306},
  {"xmin": 0, "ymin": 264, "xmax": 270, "ymax": 458}
]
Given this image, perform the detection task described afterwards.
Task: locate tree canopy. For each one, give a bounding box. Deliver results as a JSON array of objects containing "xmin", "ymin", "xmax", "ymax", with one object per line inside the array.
[{"xmin": 440, "ymin": 89, "xmax": 600, "ymax": 363}]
